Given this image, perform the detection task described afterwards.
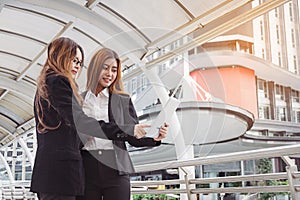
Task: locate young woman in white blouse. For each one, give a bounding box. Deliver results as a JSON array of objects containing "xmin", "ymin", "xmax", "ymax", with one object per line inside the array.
[{"xmin": 76, "ymin": 48, "xmax": 168, "ymax": 200}]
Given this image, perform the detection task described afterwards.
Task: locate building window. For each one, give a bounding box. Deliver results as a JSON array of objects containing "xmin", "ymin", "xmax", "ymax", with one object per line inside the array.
[
  {"xmin": 292, "ymin": 110, "xmax": 300, "ymax": 123},
  {"xmin": 27, "ymin": 142, "xmax": 33, "ymax": 148},
  {"xmin": 169, "ymin": 58, "xmax": 174, "ymax": 65},
  {"xmin": 259, "ymin": 106, "xmax": 270, "ymax": 119},
  {"xmin": 259, "ymin": 0, "xmax": 264, "ymax": 5},
  {"xmin": 261, "ymin": 129, "xmax": 269, "ymax": 136},
  {"xmin": 131, "ymin": 78, "xmax": 137, "ymax": 95},
  {"xmin": 276, "ymin": 25, "xmax": 280, "ymax": 44},
  {"xmin": 291, "ymin": 29, "xmax": 295, "ymax": 48},
  {"xmin": 188, "ymin": 48, "xmax": 195, "ymax": 55},
  {"xmin": 289, "ymin": 3, "xmax": 294, "ymax": 21},
  {"xmin": 159, "ymin": 63, "xmax": 167, "ymax": 74},
  {"xmin": 293, "ymin": 56, "xmax": 298, "ymax": 74},
  {"xmin": 275, "ymin": 158, "xmax": 287, "ymax": 172},
  {"xmin": 292, "ymin": 90, "xmax": 300, "ymax": 102},
  {"xmin": 170, "ymin": 39, "xmax": 182, "ymax": 50},
  {"xmin": 275, "ymin": 85, "xmax": 285, "ymax": 100},
  {"xmin": 257, "ymin": 79, "xmax": 268, "ymax": 98},
  {"xmin": 274, "ymin": 8, "xmax": 278, "ymax": 17},
  {"xmin": 262, "ymin": 48, "xmax": 265, "ymax": 59},
  {"xmin": 276, "ymin": 107, "xmax": 286, "ymax": 121},
  {"xmin": 7, "ymin": 151, "xmax": 12, "ymax": 157},
  {"xmin": 140, "ymin": 74, "xmax": 148, "ymax": 92},
  {"xmin": 278, "ymin": 52, "xmax": 282, "ymax": 67},
  {"xmin": 260, "ymin": 21, "xmax": 264, "ymax": 40}
]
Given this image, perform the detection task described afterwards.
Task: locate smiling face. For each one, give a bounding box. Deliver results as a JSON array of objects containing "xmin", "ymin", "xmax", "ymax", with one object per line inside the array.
[
  {"xmin": 86, "ymin": 48, "xmax": 124, "ymax": 95},
  {"xmin": 71, "ymin": 48, "xmax": 83, "ymax": 79},
  {"xmin": 96, "ymin": 58, "xmax": 118, "ymax": 94}
]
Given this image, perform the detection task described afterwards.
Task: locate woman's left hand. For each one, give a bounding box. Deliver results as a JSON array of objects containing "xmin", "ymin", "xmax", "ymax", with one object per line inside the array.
[{"xmin": 154, "ymin": 122, "xmax": 169, "ymax": 141}]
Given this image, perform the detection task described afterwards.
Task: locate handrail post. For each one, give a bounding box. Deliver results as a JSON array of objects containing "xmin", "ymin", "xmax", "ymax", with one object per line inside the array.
[
  {"xmin": 180, "ymin": 167, "xmax": 192, "ymax": 200},
  {"xmin": 281, "ymin": 156, "xmax": 300, "ymax": 200}
]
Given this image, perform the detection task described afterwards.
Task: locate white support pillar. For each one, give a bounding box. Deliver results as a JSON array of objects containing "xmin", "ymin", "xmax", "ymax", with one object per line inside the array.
[
  {"xmin": 0, "ymin": 153, "xmax": 14, "ymax": 183},
  {"xmin": 241, "ymin": 160, "xmax": 245, "ymax": 187},
  {"xmin": 199, "ymin": 165, "xmax": 204, "ymax": 200},
  {"xmin": 21, "ymin": 151, "xmax": 26, "ymax": 181},
  {"xmin": 33, "ymin": 129, "xmax": 37, "ymax": 158},
  {"xmin": 178, "ymin": 145, "xmax": 196, "ymax": 200},
  {"xmin": 139, "ymin": 61, "xmax": 196, "ymax": 200},
  {"xmin": 178, "ymin": 52, "xmax": 196, "ymax": 200},
  {"xmin": 11, "ymin": 141, "xmax": 17, "ymax": 180},
  {"xmin": 18, "ymin": 138, "xmax": 34, "ymax": 169}
]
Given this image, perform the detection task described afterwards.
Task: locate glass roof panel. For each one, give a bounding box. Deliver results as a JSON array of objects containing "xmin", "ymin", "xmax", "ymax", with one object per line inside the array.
[
  {"xmin": 0, "ymin": 33, "xmax": 44, "ymax": 60},
  {"xmin": 100, "ymin": 0, "xmax": 190, "ymax": 41},
  {"xmin": 25, "ymin": 63, "xmax": 42, "ymax": 81},
  {"xmin": 0, "ymin": 54, "xmax": 30, "ymax": 74},
  {"xmin": 63, "ymin": 29, "xmax": 101, "ymax": 59},
  {"xmin": 0, "ymin": 115, "xmax": 17, "ymax": 132},
  {"xmin": 92, "ymin": 6, "xmax": 149, "ymax": 46},
  {"xmin": 2, "ymin": 97, "xmax": 32, "ymax": 120},
  {"xmin": 180, "ymin": 0, "xmax": 226, "ymax": 17},
  {"xmin": 0, "ymin": 6, "xmax": 64, "ymax": 41}
]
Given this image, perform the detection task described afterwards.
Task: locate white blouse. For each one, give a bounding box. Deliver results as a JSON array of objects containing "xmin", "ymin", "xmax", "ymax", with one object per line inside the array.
[{"xmin": 82, "ymin": 88, "xmax": 114, "ymax": 150}]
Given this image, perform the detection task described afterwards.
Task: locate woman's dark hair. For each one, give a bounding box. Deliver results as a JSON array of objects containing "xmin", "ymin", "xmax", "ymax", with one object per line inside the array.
[{"xmin": 35, "ymin": 37, "xmax": 84, "ymax": 133}]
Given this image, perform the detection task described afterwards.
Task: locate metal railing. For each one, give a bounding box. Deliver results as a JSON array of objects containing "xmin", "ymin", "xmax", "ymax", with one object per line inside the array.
[
  {"xmin": 0, "ymin": 185, "xmax": 36, "ymax": 200},
  {"xmin": 132, "ymin": 144, "xmax": 300, "ymax": 199},
  {"xmin": 1, "ymin": 144, "xmax": 300, "ymax": 199}
]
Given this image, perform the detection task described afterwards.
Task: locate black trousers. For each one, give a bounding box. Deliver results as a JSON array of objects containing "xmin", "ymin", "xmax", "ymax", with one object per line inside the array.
[
  {"xmin": 76, "ymin": 150, "xmax": 130, "ymax": 200},
  {"xmin": 38, "ymin": 193, "xmax": 76, "ymax": 200}
]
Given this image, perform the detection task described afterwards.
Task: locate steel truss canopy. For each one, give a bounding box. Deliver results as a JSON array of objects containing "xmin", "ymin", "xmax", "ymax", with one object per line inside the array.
[{"xmin": 0, "ymin": 0, "xmax": 290, "ymax": 147}]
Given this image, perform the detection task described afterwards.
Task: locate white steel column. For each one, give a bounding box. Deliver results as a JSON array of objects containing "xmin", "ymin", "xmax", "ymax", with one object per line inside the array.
[
  {"xmin": 11, "ymin": 141, "xmax": 17, "ymax": 180},
  {"xmin": 139, "ymin": 57, "xmax": 196, "ymax": 199},
  {"xmin": 178, "ymin": 51, "xmax": 196, "ymax": 200},
  {"xmin": 18, "ymin": 137, "xmax": 34, "ymax": 169},
  {"xmin": 0, "ymin": 153, "xmax": 14, "ymax": 183},
  {"xmin": 241, "ymin": 160, "xmax": 245, "ymax": 187},
  {"xmin": 21, "ymin": 150, "xmax": 26, "ymax": 181}
]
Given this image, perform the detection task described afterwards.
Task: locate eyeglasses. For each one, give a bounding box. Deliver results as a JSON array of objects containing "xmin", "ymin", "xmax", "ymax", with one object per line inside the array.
[{"xmin": 72, "ymin": 58, "xmax": 83, "ymax": 67}]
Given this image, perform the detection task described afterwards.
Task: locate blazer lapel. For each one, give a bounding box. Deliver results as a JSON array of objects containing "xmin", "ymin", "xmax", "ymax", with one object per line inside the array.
[{"xmin": 109, "ymin": 93, "xmax": 124, "ymax": 124}]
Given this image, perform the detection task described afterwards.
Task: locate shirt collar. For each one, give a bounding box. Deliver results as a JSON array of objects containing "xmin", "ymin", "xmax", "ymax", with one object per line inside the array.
[
  {"xmin": 86, "ymin": 88, "xmax": 109, "ymax": 99},
  {"xmin": 85, "ymin": 90, "xmax": 94, "ymax": 100},
  {"xmin": 101, "ymin": 88, "xmax": 109, "ymax": 98}
]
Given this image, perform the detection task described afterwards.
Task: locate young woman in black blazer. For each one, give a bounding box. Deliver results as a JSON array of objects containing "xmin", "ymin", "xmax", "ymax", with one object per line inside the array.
[
  {"xmin": 76, "ymin": 48, "xmax": 168, "ymax": 200},
  {"xmin": 30, "ymin": 37, "xmax": 150, "ymax": 200}
]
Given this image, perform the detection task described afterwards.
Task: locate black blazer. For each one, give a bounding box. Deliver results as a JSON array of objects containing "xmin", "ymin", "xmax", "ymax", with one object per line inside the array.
[
  {"xmin": 81, "ymin": 91, "xmax": 161, "ymax": 174},
  {"xmin": 30, "ymin": 74, "xmax": 135, "ymax": 196}
]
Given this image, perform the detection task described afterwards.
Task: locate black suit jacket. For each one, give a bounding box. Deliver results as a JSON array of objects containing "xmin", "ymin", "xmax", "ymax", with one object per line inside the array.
[
  {"xmin": 30, "ymin": 74, "xmax": 135, "ymax": 196},
  {"xmin": 81, "ymin": 91, "xmax": 161, "ymax": 174}
]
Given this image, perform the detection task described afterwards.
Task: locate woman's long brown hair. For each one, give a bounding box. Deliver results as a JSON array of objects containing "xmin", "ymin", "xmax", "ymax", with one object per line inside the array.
[
  {"xmin": 85, "ymin": 48, "xmax": 125, "ymax": 95},
  {"xmin": 35, "ymin": 37, "xmax": 84, "ymax": 133}
]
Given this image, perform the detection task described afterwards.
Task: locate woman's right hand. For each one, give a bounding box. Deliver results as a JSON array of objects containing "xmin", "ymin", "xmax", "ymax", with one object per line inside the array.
[{"xmin": 134, "ymin": 124, "xmax": 150, "ymax": 139}]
